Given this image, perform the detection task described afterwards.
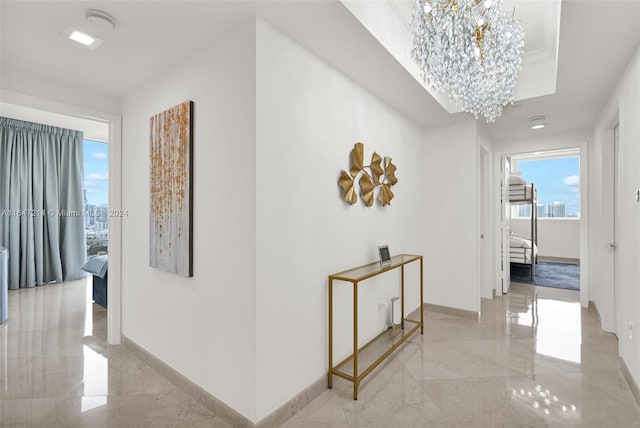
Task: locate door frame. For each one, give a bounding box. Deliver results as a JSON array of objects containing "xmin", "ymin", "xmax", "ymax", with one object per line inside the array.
[
  {"xmin": 493, "ymin": 141, "xmax": 589, "ymax": 307},
  {"xmin": 1, "ymin": 90, "xmax": 123, "ymax": 344},
  {"xmin": 498, "ymin": 155, "xmax": 512, "ymax": 295}
]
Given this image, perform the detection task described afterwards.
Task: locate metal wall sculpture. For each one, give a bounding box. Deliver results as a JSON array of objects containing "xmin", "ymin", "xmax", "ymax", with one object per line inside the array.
[{"xmin": 338, "ymin": 142, "xmax": 398, "ymax": 207}]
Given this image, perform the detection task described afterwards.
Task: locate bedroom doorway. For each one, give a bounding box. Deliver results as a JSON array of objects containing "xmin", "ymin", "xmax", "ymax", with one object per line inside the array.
[{"xmin": 506, "ymin": 149, "xmax": 581, "ymax": 293}]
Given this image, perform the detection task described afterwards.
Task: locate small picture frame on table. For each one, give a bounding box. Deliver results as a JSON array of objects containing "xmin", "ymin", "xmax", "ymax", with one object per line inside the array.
[{"xmin": 378, "ymin": 245, "xmax": 391, "ymax": 267}]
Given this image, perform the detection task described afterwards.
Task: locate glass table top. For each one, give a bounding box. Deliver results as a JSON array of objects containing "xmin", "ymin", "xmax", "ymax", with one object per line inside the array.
[{"xmin": 329, "ymin": 254, "xmax": 421, "ymax": 282}]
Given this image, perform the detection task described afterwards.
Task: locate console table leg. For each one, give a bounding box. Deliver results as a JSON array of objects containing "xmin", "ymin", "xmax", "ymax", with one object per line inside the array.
[
  {"xmin": 328, "ymin": 279, "xmax": 333, "ymax": 388},
  {"xmin": 420, "ymin": 257, "xmax": 424, "ymax": 334},
  {"xmin": 353, "ymin": 281, "xmax": 358, "ymax": 398},
  {"xmin": 401, "ymin": 265, "xmax": 405, "ymax": 330}
]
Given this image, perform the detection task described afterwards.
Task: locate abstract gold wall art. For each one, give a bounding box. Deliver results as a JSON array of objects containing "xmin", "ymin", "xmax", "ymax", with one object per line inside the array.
[
  {"xmin": 338, "ymin": 142, "xmax": 398, "ymax": 207},
  {"xmin": 150, "ymin": 101, "xmax": 193, "ymax": 277}
]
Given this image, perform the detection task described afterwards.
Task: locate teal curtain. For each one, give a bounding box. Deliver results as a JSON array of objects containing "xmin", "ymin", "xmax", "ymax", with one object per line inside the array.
[{"xmin": 0, "ymin": 117, "xmax": 87, "ymax": 289}]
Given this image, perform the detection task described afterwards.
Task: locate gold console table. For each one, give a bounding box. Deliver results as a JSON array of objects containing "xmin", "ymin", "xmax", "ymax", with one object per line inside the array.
[{"xmin": 328, "ymin": 254, "xmax": 423, "ymax": 399}]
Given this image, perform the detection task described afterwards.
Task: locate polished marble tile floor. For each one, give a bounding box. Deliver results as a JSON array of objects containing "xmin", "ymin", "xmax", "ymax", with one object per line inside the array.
[
  {"xmin": 1, "ymin": 280, "xmax": 639, "ymax": 427},
  {"xmin": 285, "ymin": 284, "xmax": 640, "ymax": 428},
  {"xmin": 0, "ymin": 279, "xmax": 230, "ymax": 428}
]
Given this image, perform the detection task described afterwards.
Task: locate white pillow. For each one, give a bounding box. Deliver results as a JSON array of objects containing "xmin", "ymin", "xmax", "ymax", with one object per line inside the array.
[
  {"xmin": 508, "ymin": 174, "xmax": 526, "ymax": 185},
  {"xmin": 509, "ymin": 235, "xmax": 531, "ymax": 248}
]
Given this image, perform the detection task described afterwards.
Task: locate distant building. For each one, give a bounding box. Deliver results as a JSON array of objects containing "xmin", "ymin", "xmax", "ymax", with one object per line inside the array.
[
  {"xmin": 518, "ymin": 205, "xmax": 531, "ymax": 217},
  {"xmin": 547, "ymin": 202, "xmax": 566, "ymax": 217},
  {"xmin": 537, "ymin": 204, "xmax": 546, "ymax": 218}
]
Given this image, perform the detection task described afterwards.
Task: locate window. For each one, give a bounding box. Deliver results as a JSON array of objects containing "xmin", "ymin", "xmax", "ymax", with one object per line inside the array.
[
  {"xmin": 512, "ymin": 154, "xmax": 579, "ymax": 219},
  {"xmin": 83, "ymin": 140, "xmax": 109, "ymax": 256}
]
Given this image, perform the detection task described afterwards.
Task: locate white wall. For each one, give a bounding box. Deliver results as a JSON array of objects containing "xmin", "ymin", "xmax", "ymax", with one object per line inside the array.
[
  {"xmin": 341, "ymin": 0, "xmax": 455, "ymax": 113},
  {"xmin": 255, "ymin": 20, "xmax": 426, "ymax": 421},
  {"xmin": 0, "ymin": 103, "xmax": 109, "ymax": 142},
  {"xmin": 422, "ymin": 121, "xmax": 480, "ymax": 312},
  {"xmin": 510, "ymin": 218, "xmax": 580, "ymax": 259},
  {"xmin": 121, "ymin": 21, "xmax": 257, "ymax": 421},
  {"xmin": 1, "ymin": 67, "xmax": 121, "ymax": 116},
  {"xmin": 592, "ymin": 44, "xmax": 640, "ymax": 389},
  {"xmin": 493, "ymin": 130, "xmax": 591, "ymax": 154}
]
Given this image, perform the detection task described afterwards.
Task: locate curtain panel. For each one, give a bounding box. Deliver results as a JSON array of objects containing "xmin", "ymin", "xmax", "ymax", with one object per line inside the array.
[{"xmin": 0, "ymin": 117, "xmax": 87, "ymax": 289}]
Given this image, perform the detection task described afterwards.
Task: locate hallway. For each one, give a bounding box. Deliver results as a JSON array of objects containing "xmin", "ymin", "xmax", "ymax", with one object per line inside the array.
[{"xmin": 1, "ymin": 281, "xmax": 638, "ymax": 427}]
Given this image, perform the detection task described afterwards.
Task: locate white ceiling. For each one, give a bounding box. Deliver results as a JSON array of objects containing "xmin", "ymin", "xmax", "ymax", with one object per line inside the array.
[
  {"xmin": 488, "ymin": 0, "xmax": 640, "ymax": 141},
  {"xmin": 353, "ymin": 0, "xmax": 561, "ymax": 113},
  {"xmin": 1, "ymin": 0, "xmax": 639, "ymax": 143}
]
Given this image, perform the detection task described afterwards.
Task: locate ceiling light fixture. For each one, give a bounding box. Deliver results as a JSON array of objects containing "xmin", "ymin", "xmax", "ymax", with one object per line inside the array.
[
  {"xmin": 410, "ymin": 0, "xmax": 525, "ymax": 122},
  {"xmin": 62, "ymin": 26, "xmax": 104, "ymax": 49},
  {"xmin": 529, "ymin": 115, "xmax": 546, "ymax": 130},
  {"xmin": 69, "ymin": 30, "xmax": 95, "ymax": 46}
]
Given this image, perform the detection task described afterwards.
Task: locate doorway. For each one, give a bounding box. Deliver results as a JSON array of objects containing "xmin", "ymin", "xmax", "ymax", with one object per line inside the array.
[
  {"xmin": 0, "ymin": 97, "xmax": 122, "ymax": 344},
  {"xmin": 509, "ymin": 150, "xmax": 580, "ymax": 290},
  {"xmin": 495, "ymin": 143, "xmax": 589, "ymax": 305}
]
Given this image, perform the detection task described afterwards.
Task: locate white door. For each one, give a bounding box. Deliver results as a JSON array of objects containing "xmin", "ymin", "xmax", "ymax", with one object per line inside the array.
[
  {"xmin": 613, "ymin": 124, "xmax": 620, "ymax": 336},
  {"xmin": 479, "ymin": 146, "xmax": 491, "ymax": 298},
  {"xmin": 501, "ymin": 156, "xmax": 512, "ymax": 294},
  {"xmin": 601, "ymin": 125, "xmax": 619, "ymax": 335}
]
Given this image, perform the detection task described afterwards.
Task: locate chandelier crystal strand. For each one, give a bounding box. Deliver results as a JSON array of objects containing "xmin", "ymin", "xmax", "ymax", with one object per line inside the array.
[{"xmin": 411, "ymin": 0, "xmax": 524, "ymax": 122}]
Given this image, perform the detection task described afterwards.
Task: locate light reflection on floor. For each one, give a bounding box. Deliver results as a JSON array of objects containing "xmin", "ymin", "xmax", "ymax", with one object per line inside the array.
[
  {"xmin": 506, "ymin": 283, "xmax": 582, "ymax": 364},
  {"xmin": 536, "ymin": 298, "xmax": 582, "ymax": 363},
  {"xmin": 82, "ymin": 344, "xmax": 108, "ymax": 409}
]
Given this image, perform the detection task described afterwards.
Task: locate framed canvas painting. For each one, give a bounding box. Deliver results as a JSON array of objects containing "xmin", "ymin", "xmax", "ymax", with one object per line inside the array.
[{"xmin": 149, "ymin": 100, "xmax": 194, "ymax": 277}]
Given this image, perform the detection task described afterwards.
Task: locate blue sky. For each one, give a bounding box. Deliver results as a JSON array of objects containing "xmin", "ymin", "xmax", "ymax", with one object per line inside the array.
[
  {"xmin": 516, "ymin": 157, "xmax": 580, "ymax": 216},
  {"xmin": 83, "ymin": 140, "xmax": 109, "ymax": 207}
]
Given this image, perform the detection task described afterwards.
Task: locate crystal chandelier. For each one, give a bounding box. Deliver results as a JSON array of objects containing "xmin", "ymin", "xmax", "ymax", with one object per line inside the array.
[{"xmin": 411, "ymin": 0, "xmax": 525, "ymax": 122}]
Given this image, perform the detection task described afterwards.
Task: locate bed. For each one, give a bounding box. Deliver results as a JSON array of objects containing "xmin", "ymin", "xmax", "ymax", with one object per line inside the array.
[
  {"xmin": 509, "ymin": 232, "xmax": 538, "ymax": 264},
  {"xmin": 508, "ymin": 172, "xmax": 538, "ymax": 280},
  {"xmin": 508, "ymin": 173, "xmax": 535, "ymax": 202}
]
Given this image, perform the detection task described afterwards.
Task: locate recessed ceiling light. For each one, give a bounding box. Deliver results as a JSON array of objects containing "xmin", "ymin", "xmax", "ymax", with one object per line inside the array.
[
  {"xmin": 69, "ymin": 30, "xmax": 95, "ymax": 46},
  {"xmin": 61, "ymin": 26, "xmax": 104, "ymax": 50},
  {"xmin": 529, "ymin": 115, "xmax": 546, "ymax": 130}
]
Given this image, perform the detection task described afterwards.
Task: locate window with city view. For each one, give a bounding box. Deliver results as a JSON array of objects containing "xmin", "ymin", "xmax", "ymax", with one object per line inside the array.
[
  {"xmin": 83, "ymin": 140, "xmax": 109, "ymax": 256},
  {"xmin": 512, "ymin": 155, "xmax": 580, "ymax": 219}
]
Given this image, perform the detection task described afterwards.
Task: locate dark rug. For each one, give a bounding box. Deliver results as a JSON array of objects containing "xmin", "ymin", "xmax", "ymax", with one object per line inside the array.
[{"xmin": 510, "ymin": 262, "xmax": 580, "ymax": 290}]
